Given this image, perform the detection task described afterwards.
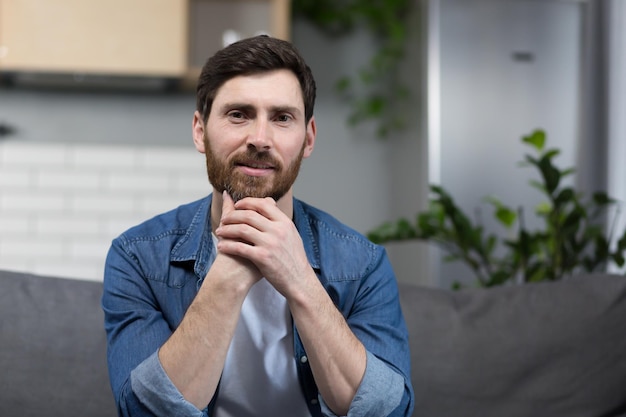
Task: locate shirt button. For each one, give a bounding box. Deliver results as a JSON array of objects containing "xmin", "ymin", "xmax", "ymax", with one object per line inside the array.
[
  {"xmin": 310, "ymin": 399, "xmax": 319, "ymax": 405},
  {"xmin": 300, "ymin": 355, "xmax": 308, "ymax": 363}
]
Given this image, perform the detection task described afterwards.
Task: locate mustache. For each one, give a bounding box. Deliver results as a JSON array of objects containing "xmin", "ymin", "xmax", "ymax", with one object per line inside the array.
[{"xmin": 230, "ymin": 149, "xmax": 281, "ymax": 168}]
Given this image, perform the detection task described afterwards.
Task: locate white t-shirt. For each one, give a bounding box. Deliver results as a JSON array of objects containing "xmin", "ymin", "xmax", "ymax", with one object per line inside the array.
[{"xmin": 213, "ymin": 277, "xmax": 312, "ymax": 417}]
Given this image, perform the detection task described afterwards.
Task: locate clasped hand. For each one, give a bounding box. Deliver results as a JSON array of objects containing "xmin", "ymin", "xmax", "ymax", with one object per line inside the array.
[{"xmin": 215, "ymin": 192, "xmax": 312, "ymax": 298}]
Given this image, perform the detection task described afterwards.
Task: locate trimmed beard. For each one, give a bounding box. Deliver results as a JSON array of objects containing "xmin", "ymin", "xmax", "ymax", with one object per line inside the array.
[{"xmin": 203, "ymin": 131, "xmax": 306, "ymax": 203}]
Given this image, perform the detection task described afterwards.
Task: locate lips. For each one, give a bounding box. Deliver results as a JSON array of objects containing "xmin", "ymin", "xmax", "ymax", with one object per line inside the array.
[
  {"xmin": 235, "ymin": 160, "xmax": 275, "ymax": 170},
  {"xmin": 233, "ymin": 158, "xmax": 277, "ymax": 178}
]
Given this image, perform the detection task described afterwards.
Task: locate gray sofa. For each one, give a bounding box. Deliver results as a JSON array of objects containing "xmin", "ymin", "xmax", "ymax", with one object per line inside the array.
[
  {"xmin": 1, "ymin": 269, "xmax": 625, "ymax": 417},
  {"xmin": 399, "ymin": 273, "xmax": 626, "ymax": 417},
  {"xmin": 0, "ymin": 269, "xmax": 116, "ymax": 417}
]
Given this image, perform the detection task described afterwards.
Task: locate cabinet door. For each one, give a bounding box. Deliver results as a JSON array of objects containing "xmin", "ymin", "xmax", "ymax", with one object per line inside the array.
[
  {"xmin": 0, "ymin": 0, "xmax": 188, "ymax": 76},
  {"xmin": 187, "ymin": 0, "xmax": 290, "ymax": 73}
]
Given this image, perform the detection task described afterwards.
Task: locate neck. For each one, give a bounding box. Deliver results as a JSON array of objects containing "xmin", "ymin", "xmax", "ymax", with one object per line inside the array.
[{"xmin": 210, "ymin": 190, "xmax": 294, "ymax": 234}]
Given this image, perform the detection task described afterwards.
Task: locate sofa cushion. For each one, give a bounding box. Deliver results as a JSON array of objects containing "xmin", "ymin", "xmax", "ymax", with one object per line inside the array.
[
  {"xmin": 399, "ymin": 273, "xmax": 626, "ymax": 417},
  {"xmin": 0, "ymin": 270, "xmax": 116, "ymax": 417}
]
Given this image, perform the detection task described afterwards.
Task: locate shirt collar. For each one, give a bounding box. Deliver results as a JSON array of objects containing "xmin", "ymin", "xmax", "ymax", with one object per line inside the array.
[
  {"xmin": 169, "ymin": 195, "xmax": 214, "ymax": 279},
  {"xmin": 293, "ymin": 198, "xmax": 321, "ymax": 271},
  {"xmin": 169, "ymin": 194, "xmax": 322, "ymax": 278}
]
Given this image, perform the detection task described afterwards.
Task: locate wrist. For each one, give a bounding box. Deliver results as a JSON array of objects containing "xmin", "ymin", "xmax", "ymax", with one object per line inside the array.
[{"xmin": 205, "ymin": 253, "xmax": 260, "ymax": 295}]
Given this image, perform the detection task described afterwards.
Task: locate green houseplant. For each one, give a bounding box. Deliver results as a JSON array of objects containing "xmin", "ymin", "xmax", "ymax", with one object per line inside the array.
[
  {"xmin": 292, "ymin": 0, "xmax": 412, "ymax": 137},
  {"xmin": 368, "ymin": 130, "xmax": 626, "ymax": 288}
]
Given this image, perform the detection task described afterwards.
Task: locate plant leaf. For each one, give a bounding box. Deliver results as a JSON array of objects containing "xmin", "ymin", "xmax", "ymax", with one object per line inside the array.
[
  {"xmin": 555, "ymin": 188, "xmax": 576, "ymax": 205},
  {"xmin": 592, "ymin": 191, "xmax": 615, "ymax": 206},
  {"xmin": 522, "ymin": 129, "xmax": 546, "ymax": 151},
  {"xmin": 485, "ymin": 196, "xmax": 517, "ymax": 227}
]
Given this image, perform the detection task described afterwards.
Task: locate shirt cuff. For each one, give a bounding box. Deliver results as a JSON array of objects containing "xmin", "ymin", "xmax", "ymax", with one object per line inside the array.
[
  {"xmin": 130, "ymin": 351, "xmax": 207, "ymax": 417},
  {"xmin": 320, "ymin": 350, "xmax": 404, "ymax": 417}
]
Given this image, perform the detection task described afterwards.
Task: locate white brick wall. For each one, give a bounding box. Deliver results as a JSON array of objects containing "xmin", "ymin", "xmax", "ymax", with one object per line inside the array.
[{"xmin": 0, "ymin": 141, "xmax": 209, "ymax": 281}]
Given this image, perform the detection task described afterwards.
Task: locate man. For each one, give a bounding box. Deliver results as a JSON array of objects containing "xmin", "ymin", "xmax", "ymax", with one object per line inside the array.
[{"xmin": 102, "ymin": 35, "xmax": 414, "ymax": 417}]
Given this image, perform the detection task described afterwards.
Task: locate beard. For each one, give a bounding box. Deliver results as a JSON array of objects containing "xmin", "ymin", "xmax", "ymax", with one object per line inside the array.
[{"xmin": 203, "ymin": 132, "xmax": 306, "ymax": 203}]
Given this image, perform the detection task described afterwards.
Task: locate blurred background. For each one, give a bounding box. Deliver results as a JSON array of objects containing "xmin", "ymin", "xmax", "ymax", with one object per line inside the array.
[{"xmin": 0, "ymin": 0, "xmax": 624, "ymax": 287}]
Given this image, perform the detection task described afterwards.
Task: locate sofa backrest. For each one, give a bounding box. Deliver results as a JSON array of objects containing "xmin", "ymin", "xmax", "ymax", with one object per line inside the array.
[
  {"xmin": 4, "ymin": 269, "xmax": 625, "ymax": 417},
  {"xmin": 0, "ymin": 270, "xmax": 116, "ymax": 417},
  {"xmin": 399, "ymin": 273, "xmax": 626, "ymax": 417}
]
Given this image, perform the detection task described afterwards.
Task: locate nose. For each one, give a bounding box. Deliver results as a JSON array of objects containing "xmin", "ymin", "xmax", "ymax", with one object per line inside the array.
[{"xmin": 246, "ymin": 118, "xmax": 272, "ymax": 151}]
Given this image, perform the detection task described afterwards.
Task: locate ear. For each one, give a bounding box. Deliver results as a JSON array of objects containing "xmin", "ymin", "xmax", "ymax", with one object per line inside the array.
[
  {"xmin": 192, "ymin": 111, "xmax": 206, "ymax": 153},
  {"xmin": 302, "ymin": 116, "xmax": 317, "ymax": 159}
]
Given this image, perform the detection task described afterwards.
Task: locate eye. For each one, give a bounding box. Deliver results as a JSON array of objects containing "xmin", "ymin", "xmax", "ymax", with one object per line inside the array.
[
  {"xmin": 275, "ymin": 113, "xmax": 292, "ymax": 123},
  {"xmin": 227, "ymin": 111, "xmax": 247, "ymax": 123},
  {"xmin": 228, "ymin": 111, "xmax": 244, "ymax": 119}
]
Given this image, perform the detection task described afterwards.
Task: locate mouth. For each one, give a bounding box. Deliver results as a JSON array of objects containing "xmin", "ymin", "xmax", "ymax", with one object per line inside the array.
[
  {"xmin": 234, "ymin": 160, "xmax": 276, "ymax": 177},
  {"xmin": 235, "ymin": 160, "xmax": 275, "ymax": 170}
]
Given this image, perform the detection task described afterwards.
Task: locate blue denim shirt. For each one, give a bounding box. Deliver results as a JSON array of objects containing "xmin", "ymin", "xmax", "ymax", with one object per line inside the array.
[{"xmin": 102, "ymin": 195, "xmax": 414, "ymax": 417}]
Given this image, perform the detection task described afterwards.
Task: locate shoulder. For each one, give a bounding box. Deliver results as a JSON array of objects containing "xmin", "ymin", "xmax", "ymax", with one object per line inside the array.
[
  {"xmin": 117, "ymin": 197, "xmax": 208, "ymax": 243},
  {"xmin": 295, "ymin": 199, "xmax": 372, "ymax": 242},
  {"xmin": 105, "ymin": 196, "xmax": 210, "ymax": 285},
  {"xmin": 294, "ymin": 199, "xmax": 387, "ymax": 281},
  {"xmin": 109, "ymin": 196, "xmax": 210, "ymax": 269}
]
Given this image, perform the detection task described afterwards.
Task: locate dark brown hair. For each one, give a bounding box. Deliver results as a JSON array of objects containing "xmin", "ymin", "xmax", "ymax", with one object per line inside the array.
[{"xmin": 196, "ymin": 35, "xmax": 316, "ymax": 124}]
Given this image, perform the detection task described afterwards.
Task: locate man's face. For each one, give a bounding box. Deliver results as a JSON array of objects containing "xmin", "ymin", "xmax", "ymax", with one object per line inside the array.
[{"xmin": 195, "ymin": 69, "xmax": 315, "ymax": 203}]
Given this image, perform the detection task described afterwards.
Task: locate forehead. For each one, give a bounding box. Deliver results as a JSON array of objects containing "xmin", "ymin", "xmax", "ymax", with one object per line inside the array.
[{"xmin": 213, "ymin": 69, "xmax": 304, "ymax": 109}]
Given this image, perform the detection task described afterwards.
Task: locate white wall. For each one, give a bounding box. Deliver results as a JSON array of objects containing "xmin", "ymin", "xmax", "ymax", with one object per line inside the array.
[{"xmin": 0, "ymin": 141, "xmax": 208, "ymax": 281}]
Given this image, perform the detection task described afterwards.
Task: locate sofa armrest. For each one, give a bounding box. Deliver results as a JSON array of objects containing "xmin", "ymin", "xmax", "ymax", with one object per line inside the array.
[{"xmin": 0, "ymin": 270, "xmax": 116, "ymax": 417}]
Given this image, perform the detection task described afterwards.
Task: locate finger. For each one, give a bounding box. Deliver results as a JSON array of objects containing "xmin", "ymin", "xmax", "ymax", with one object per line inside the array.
[
  {"xmin": 221, "ymin": 191, "xmax": 236, "ymax": 220},
  {"xmin": 216, "ymin": 214, "xmax": 266, "ymax": 244},
  {"xmin": 217, "ymin": 194, "xmax": 266, "ymax": 243},
  {"xmin": 233, "ymin": 197, "xmax": 282, "ymax": 221}
]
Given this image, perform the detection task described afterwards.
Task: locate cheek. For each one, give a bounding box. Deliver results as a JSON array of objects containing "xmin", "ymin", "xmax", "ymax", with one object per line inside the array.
[
  {"xmin": 275, "ymin": 145, "xmax": 299, "ymax": 163},
  {"xmin": 205, "ymin": 126, "xmax": 235, "ymax": 154}
]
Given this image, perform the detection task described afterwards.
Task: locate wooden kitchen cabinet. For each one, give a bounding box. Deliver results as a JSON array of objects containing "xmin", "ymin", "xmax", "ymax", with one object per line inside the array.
[
  {"xmin": 0, "ymin": 0, "xmax": 290, "ymax": 82},
  {"xmin": 0, "ymin": 0, "xmax": 189, "ymax": 76}
]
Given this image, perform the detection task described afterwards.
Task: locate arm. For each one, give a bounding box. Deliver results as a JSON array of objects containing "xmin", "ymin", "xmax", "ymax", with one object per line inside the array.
[
  {"xmin": 103, "ymin": 196, "xmax": 261, "ymax": 416},
  {"xmin": 286, "ymin": 268, "xmax": 367, "ymax": 415},
  {"xmin": 218, "ymin": 196, "xmax": 414, "ymax": 416},
  {"xmin": 216, "ymin": 197, "xmax": 366, "ymax": 415},
  {"xmin": 158, "ymin": 252, "xmax": 260, "ymax": 409},
  {"xmin": 103, "ymin": 239, "xmax": 196, "ymax": 417},
  {"xmin": 337, "ymin": 253, "xmax": 414, "ymax": 417}
]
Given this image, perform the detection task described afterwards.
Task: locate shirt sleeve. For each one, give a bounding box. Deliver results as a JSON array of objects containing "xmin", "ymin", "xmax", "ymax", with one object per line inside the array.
[
  {"xmin": 130, "ymin": 351, "xmax": 208, "ymax": 417},
  {"xmin": 319, "ymin": 350, "xmax": 404, "ymax": 417},
  {"xmin": 102, "ymin": 237, "xmax": 209, "ymax": 417},
  {"xmin": 326, "ymin": 245, "xmax": 415, "ymax": 416}
]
